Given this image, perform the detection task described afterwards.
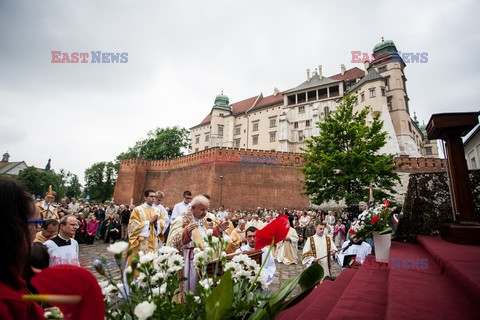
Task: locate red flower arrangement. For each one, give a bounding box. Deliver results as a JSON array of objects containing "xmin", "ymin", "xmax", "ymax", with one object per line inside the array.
[
  {"xmin": 254, "ymin": 214, "xmax": 290, "ymax": 250},
  {"xmin": 370, "ymin": 215, "xmax": 380, "ymax": 225}
]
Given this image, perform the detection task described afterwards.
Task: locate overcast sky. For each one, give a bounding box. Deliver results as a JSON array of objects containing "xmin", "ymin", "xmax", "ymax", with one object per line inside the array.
[{"xmin": 1, "ymin": 0, "xmax": 479, "ymax": 184}]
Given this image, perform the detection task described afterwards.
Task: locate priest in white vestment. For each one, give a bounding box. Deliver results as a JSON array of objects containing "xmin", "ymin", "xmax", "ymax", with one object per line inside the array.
[
  {"xmin": 248, "ymin": 214, "xmax": 264, "ymax": 230},
  {"xmin": 302, "ymin": 222, "xmax": 337, "ymax": 279},
  {"xmin": 167, "ymin": 195, "xmax": 229, "ymax": 293},
  {"xmin": 276, "ymin": 227, "xmax": 299, "ymax": 265},
  {"xmin": 338, "ymin": 236, "xmax": 372, "ymax": 267},
  {"xmin": 236, "ymin": 226, "xmax": 276, "ymax": 287}
]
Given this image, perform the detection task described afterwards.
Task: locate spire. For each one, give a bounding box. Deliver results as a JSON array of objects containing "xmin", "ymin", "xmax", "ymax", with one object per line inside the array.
[
  {"xmin": 45, "ymin": 158, "xmax": 51, "ymax": 171},
  {"xmin": 2, "ymin": 151, "xmax": 9, "ymax": 162},
  {"xmin": 413, "ymin": 111, "xmax": 419, "ymax": 126}
]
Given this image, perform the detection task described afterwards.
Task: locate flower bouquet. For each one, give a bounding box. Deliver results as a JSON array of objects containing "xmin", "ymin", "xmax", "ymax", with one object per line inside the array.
[
  {"xmin": 96, "ymin": 214, "xmax": 325, "ymax": 320},
  {"xmin": 352, "ymin": 199, "xmax": 394, "ymax": 239}
]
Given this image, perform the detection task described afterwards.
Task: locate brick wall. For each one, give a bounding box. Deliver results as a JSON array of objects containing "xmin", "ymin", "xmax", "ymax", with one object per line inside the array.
[{"xmin": 113, "ymin": 147, "xmax": 445, "ymax": 209}]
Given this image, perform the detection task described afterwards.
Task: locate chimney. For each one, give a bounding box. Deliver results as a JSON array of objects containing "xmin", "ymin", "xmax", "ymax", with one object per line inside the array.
[
  {"xmin": 340, "ymin": 64, "xmax": 346, "ymax": 75},
  {"xmin": 318, "ymin": 65, "xmax": 323, "ymax": 79},
  {"xmin": 306, "ymin": 68, "xmax": 311, "ymax": 81},
  {"xmin": 364, "ymin": 60, "xmax": 370, "ymax": 72},
  {"xmin": 273, "ymin": 87, "xmax": 280, "ymax": 96}
]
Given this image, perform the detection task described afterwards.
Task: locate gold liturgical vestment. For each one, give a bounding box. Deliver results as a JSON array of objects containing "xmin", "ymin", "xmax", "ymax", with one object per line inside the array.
[{"xmin": 128, "ymin": 203, "xmax": 165, "ymax": 263}]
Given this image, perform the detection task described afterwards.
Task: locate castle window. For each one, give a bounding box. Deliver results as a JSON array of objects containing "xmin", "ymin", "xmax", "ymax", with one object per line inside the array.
[
  {"xmin": 218, "ymin": 125, "xmax": 224, "ymax": 137},
  {"xmin": 378, "ymin": 66, "xmax": 387, "ymax": 73},
  {"xmin": 235, "ymin": 125, "xmax": 241, "ymax": 135},
  {"xmin": 252, "ymin": 135, "xmax": 259, "ymax": 145},
  {"xmin": 329, "ymin": 85, "xmax": 339, "ymax": 97},
  {"xmin": 381, "ymin": 87, "xmax": 386, "ymax": 96},
  {"xmin": 318, "ymin": 88, "xmax": 328, "ymax": 99},
  {"xmin": 298, "ymin": 131, "xmax": 304, "ymax": 142},
  {"xmin": 252, "ymin": 121, "xmax": 259, "ymax": 132},
  {"xmin": 361, "ymin": 92, "xmax": 365, "ymax": 102},
  {"xmin": 324, "ymin": 106, "xmax": 330, "ymax": 117},
  {"xmin": 205, "ymin": 133, "xmax": 210, "ymax": 142},
  {"xmin": 306, "ymin": 120, "xmax": 311, "ymax": 127},
  {"xmin": 299, "ymin": 106, "xmax": 305, "ymax": 114},
  {"xmin": 195, "ymin": 135, "xmax": 200, "ymax": 144},
  {"xmin": 287, "ymin": 95, "xmax": 296, "ymax": 105},
  {"xmin": 294, "ymin": 122, "xmax": 299, "ymax": 129},
  {"xmin": 195, "ymin": 148, "xmax": 199, "ymax": 152},
  {"xmin": 270, "ymin": 132, "xmax": 276, "ymax": 142},
  {"xmin": 297, "ymin": 92, "xmax": 307, "ymax": 104},
  {"xmin": 235, "ymin": 139, "xmax": 240, "ymax": 148},
  {"xmin": 269, "ymin": 117, "xmax": 277, "ymax": 128},
  {"xmin": 307, "ymin": 90, "xmax": 317, "ymax": 101},
  {"xmin": 369, "ymin": 88, "xmax": 376, "ymax": 98}
]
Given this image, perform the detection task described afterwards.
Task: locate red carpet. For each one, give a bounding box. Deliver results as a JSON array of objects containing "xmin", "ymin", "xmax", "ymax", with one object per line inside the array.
[{"xmin": 278, "ymin": 236, "xmax": 480, "ymax": 319}]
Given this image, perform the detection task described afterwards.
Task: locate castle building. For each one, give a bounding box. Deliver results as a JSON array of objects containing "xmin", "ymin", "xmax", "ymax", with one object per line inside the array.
[{"xmin": 190, "ymin": 39, "xmax": 438, "ymax": 158}]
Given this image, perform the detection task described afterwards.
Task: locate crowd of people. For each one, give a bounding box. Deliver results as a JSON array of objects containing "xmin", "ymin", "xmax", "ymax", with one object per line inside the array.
[{"xmin": 1, "ymin": 178, "xmax": 378, "ymax": 318}]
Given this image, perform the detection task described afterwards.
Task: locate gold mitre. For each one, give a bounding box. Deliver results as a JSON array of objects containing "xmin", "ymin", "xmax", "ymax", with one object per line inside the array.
[{"xmin": 45, "ymin": 185, "xmax": 57, "ymax": 197}]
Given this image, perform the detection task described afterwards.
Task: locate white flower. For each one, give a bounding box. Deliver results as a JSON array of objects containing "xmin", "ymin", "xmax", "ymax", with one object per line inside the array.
[
  {"xmin": 116, "ymin": 283, "xmax": 124, "ymax": 291},
  {"xmin": 199, "ymin": 278, "xmax": 214, "ymax": 290},
  {"xmin": 102, "ymin": 284, "xmax": 117, "ymax": 296},
  {"xmin": 134, "ymin": 301, "xmax": 156, "ymax": 320},
  {"xmin": 107, "ymin": 241, "xmax": 129, "ymax": 254},
  {"xmin": 221, "ymin": 252, "xmax": 227, "ymax": 258},
  {"xmin": 140, "ymin": 252, "xmax": 157, "ymax": 265},
  {"xmin": 167, "ymin": 255, "xmax": 184, "ymax": 273},
  {"xmin": 211, "ymin": 236, "xmax": 219, "ymax": 244},
  {"xmin": 99, "ymin": 280, "xmax": 109, "ymax": 288},
  {"xmin": 206, "ymin": 229, "xmax": 213, "ymax": 236},
  {"xmin": 159, "ymin": 284, "xmax": 166, "ymax": 295},
  {"xmin": 159, "ymin": 246, "xmax": 178, "ymax": 255},
  {"xmin": 194, "ymin": 296, "xmax": 201, "ymax": 303},
  {"xmin": 152, "ymin": 287, "xmax": 160, "ymax": 297},
  {"xmin": 223, "ymin": 235, "xmax": 233, "ymax": 243},
  {"xmin": 137, "ymin": 272, "xmax": 148, "ymax": 288},
  {"xmin": 125, "ymin": 266, "xmax": 133, "ymax": 274}
]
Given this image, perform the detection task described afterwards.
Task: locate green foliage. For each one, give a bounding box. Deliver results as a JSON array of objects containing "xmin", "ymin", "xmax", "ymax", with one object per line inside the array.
[
  {"xmin": 83, "ymin": 162, "xmax": 116, "ymax": 202},
  {"xmin": 205, "ymin": 269, "xmax": 234, "ymax": 320},
  {"xmin": 116, "ymin": 126, "xmax": 190, "ymax": 161},
  {"xmin": 16, "ymin": 167, "xmax": 82, "ymax": 200},
  {"xmin": 302, "ymin": 94, "xmax": 400, "ymax": 205},
  {"xmin": 249, "ymin": 263, "xmax": 324, "ymax": 320}
]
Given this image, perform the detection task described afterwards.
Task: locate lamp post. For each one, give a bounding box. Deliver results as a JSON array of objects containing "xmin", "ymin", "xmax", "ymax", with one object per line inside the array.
[{"xmin": 220, "ymin": 175, "xmax": 224, "ymax": 207}]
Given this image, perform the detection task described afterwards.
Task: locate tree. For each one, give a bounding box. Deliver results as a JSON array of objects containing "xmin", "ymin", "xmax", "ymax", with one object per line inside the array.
[
  {"xmin": 301, "ymin": 94, "xmax": 400, "ymax": 205},
  {"xmin": 84, "ymin": 161, "xmax": 117, "ymax": 202},
  {"xmin": 116, "ymin": 126, "xmax": 190, "ymax": 162},
  {"xmin": 17, "ymin": 167, "xmax": 61, "ymax": 199},
  {"xmin": 17, "ymin": 167, "xmax": 82, "ymax": 200}
]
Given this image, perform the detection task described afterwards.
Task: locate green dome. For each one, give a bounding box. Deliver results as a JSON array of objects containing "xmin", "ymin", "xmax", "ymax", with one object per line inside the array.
[
  {"xmin": 213, "ymin": 92, "xmax": 231, "ymax": 111},
  {"xmin": 373, "ymin": 38, "xmax": 398, "ymax": 53}
]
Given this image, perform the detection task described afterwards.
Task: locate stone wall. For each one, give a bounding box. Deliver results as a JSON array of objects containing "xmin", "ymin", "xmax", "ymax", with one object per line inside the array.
[
  {"xmin": 396, "ymin": 170, "xmax": 480, "ymax": 236},
  {"xmin": 113, "ymin": 147, "xmax": 447, "ymax": 210}
]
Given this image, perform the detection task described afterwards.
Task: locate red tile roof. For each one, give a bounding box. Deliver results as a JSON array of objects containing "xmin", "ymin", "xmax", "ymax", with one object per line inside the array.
[
  {"xmin": 231, "ymin": 95, "xmax": 260, "ymax": 114},
  {"xmin": 253, "ymin": 93, "xmax": 284, "ymax": 110},
  {"xmin": 192, "ymin": 93, "xmax": 284, "ymax": 128},
  {"xmin": 329, "ymin": 67, "xmax": 365, "ymax": 82}
]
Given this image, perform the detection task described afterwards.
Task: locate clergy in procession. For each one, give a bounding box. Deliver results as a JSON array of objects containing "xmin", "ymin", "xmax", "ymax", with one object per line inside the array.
[
  {"xmin": 249, "ymin": 214, "xmax": 265, "ymax": 230},
  {"xmin": 227, "ymin": 219, "xmax": 247, "ymax": 253},
  {"xmin": 37, "ymin": 186, "xmax": 60, "ymax": 221},
  {"xmin": 302, "ymin": 221, "xmax": 337, "ymax": 280},
  {"xmin": 276, "ymin": 226, "xmax": 299, "ymax": 265},
  {"xmin": 44, "ymin": 216, "xmax": 79, "ymax": 265},
  {"xmin": 237, "ymin": 226, "xmax": 276, "ymax": 287},
  {"xmin": 127, "ymin": 190, "xmax": 165, "ymax": 263},
  {"xmin": 166, "ymin": 195, "xmax": 229, "ymax": 292},
  {"xmin": 338, "ymin": 236, "xmax": 372, "ymax": 267}
]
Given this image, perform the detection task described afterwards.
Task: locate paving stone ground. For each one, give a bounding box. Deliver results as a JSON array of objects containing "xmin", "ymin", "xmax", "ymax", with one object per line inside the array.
[{"xmin": 79, "ymin": 241, "xmax": 335, "ymax": 295}]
